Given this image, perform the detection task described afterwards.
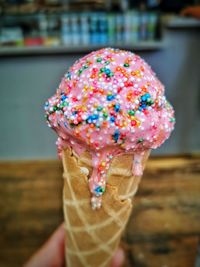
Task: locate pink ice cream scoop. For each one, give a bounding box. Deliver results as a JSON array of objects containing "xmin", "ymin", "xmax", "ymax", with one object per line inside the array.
[{"xmin": 45, "ymin": 48, "xmax": 175, "ymax": 209}]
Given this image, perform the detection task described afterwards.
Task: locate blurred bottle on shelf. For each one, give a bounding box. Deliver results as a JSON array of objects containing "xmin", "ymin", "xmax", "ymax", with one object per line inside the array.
[
  {"xmin": 124, "ymin": 11, "xmax": 132, "ymax": 44},
  {"xmin": 116, "ymin": 13, "xmax": 124, "ymax": 44},
  {"xmin": 147, "ymin": 13, "xmax": 158, "ymax": 40},
  {"xmin": 99, "ymin": 12, "xmax": 108, "ymax": 44},
  {"xmin": 46, "ymin": 15, "xmax": 60, "ymax": 46},
  {"xmin": 0, "ymin": 27, "xmax": 24, "ymax": 46},
  {"xmin": 80, "ymin": 13, "xmax": 90, "ymax": 46},
  {"xmin": 90, "ymin": 14, "xmax": 99, "ymax": 45},
  {"xmin": 71, "ymin": 14, "xmax": 80, "ymax": 46},
  {"xmin": 139, "ymin": 12, "xmax": 148, "ymax": 40},
  {"xmin": 147, "ymin": 0, "xmax": 160, "ymax": 8},
  {"xmin": 120, "ymin": 0, "xmax": 129, "ymax": 11},
  {"xmin": 131, "ymin": 11, "xmax": 140, "ymax": 42},
  {"xmin": 107, "ymin": 13, "xmax": 115, "ymax": 44},
  {"xmin": 38, "ymin": 14, "xmax": 48, "ymax": 40},
  {"xmin": 61, "ymin": 14, "xmax": 71, "ymax": 45}
]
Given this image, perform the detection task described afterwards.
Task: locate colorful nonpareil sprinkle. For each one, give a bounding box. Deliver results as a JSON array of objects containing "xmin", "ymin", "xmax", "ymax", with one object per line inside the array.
[{"xmin": 45, "ymin": 48, "xmax": 175, "ymax": 209}]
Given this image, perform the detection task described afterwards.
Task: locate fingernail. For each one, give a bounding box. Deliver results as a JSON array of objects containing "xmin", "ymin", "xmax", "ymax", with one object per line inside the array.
[
  {"xmin": 116, "ymin": 248, "xmax": 124, "ymax": 265},
  {"xmin": 112, "ymin": 248, "xmax": 125, "ymax": 267}
]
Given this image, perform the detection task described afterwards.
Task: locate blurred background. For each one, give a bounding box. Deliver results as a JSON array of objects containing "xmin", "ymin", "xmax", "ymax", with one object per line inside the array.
[
  {"xmin": 0, "ymin": 2, "xmax": 200, "ymax": 267},
  {"xmin": 0, "ymin": 0, "xmax": 200, "ymax": 160}
]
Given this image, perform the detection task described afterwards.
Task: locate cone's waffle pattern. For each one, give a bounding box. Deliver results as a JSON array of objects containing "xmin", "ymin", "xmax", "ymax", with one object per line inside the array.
[{"xmin": 62, "ymin": 147, "xmax": 149, "ymax": 267}]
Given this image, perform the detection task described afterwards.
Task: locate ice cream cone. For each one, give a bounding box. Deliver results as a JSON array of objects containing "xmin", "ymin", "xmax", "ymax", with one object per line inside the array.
[
  {"xmin": 45, "ymin": 47, "xmax": 175, "ymax": 266},
  {"xmin": 62, "ymin": 147, "xmax": 150, "ymax": 267}
]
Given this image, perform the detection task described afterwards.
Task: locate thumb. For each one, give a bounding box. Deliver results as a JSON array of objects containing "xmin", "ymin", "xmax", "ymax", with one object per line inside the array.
[
  {"xmin": 110, "ymin": 248, "xmax": 125, "ymax": 267},
  {"xmin": 24, "ymin": 223, "xmax": 65, "ymax": 267}
]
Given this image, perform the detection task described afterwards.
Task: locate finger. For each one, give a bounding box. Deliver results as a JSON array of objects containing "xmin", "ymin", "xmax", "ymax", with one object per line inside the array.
[
  {"xmin": 181, "ymin": 6, "xmax": 200, "ymax": 18},
  {"xmin": 110, "ymin": 248, "xmax": 125, "ymax": 267},
  {"xmin": 24, "ymin": 223, "xmax": 65, "ymax": 267},
  {"xmin": 180, "ymin": 7, "xmax": 193, "ymax": 16}
]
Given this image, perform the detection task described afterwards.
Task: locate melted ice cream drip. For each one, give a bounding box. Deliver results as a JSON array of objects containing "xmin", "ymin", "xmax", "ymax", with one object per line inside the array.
[
  {"xmin": 132, "ymin": 152, "xmax": 146, "ymax": 176},
  {"xmin": 89, "ymin": 151, "xmax": 113, "ymax": 209},
  {"xmin": 89, "ymin": 149, "xmax": 148, "ymax": 209}
]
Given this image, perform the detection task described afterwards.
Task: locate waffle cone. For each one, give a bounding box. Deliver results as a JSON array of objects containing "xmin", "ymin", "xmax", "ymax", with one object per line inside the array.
[{"xmin": 62, "ymin": 147, "xmax": 150, "ymax": 267}]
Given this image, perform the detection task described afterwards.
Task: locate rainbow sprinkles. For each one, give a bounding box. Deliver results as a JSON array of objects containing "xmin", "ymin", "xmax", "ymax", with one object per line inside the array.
[{"xmin": 45, "ymin": 48, "xmax": 175, "ymax": 209}]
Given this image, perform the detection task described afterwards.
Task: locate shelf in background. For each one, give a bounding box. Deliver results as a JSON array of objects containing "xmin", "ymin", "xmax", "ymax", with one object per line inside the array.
[
  {"xmin": 0, "ymin": 41, "xmax": 164, "ymax": 56},
  {"xmin": 165, "ymin": 16, "xmax": 200, "ymax": 29}
]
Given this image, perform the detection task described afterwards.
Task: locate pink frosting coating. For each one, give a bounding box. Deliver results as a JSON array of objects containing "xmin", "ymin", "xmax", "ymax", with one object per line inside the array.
[{"xmin": 45, "ymin": 48, "xmax": 175, "ymax": 209}]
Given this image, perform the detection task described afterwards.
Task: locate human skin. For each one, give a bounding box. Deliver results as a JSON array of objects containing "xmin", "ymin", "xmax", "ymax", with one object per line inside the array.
[
  {"xmin": 181, "ymin": 5, "xmax": 200, "ymax": 19},
  {"xmin": 24, "ymin": 224, "xmax": 124, "ymax": 267}
]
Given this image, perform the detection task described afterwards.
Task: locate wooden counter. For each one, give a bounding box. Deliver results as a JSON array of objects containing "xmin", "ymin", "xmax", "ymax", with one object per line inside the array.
[{"xmin": 0, "ymin": 155, "xmax": 200, "ymax": 267}]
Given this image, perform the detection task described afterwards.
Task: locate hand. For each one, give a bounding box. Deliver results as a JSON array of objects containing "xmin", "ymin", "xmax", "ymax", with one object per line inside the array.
[
  {"xmin": 24, "ymin": 224, "xmax": 124, "ymax": 267},
  {"xmin": 181, "ymin": 5, "xmax": 200, "ymax": 19}
]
